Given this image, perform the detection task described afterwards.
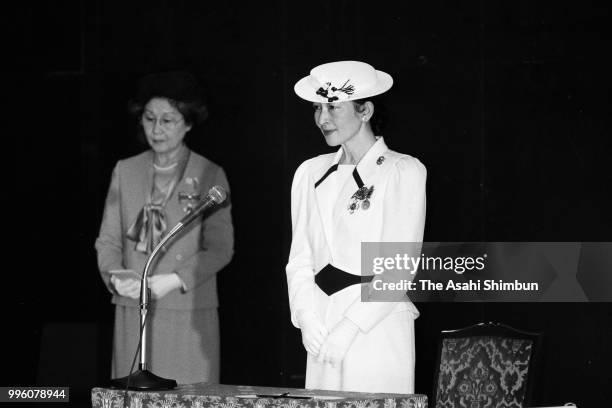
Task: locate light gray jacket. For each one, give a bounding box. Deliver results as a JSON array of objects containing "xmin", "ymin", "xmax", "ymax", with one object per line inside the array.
[{"xmin": 95, "ymin": 149, "xmax": 234, "ymax": 310}]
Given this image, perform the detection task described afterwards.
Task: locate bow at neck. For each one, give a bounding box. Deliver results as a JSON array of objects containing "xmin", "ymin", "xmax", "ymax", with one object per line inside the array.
[{"xmin": 126, "ymin": 147, "xmax": 191, "ymax": 254}]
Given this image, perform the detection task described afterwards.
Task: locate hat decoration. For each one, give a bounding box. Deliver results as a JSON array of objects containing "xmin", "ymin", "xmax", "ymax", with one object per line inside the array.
[{"xmin": 315, "ymin": 79, "xmax": 355, "ymax": 103}]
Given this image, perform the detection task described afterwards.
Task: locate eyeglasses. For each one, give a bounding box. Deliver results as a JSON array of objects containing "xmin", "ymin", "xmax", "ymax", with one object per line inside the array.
[{"xmin": 141, "ymin": 114, "xmax": 183, "ymax": 131}]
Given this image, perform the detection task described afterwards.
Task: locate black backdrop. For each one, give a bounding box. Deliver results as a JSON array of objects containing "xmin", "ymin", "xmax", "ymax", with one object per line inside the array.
[{"xmin": 7, "ymin": 1, "xmax": 612, "ymax": 407}]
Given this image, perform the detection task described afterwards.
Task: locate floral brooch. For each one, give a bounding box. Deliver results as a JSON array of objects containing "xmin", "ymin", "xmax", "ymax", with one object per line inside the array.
[
  {"xmin": 316, "ymin": 79, "xmax": 355, "ymax": 103},
  {"xmin": 178, "ymin": 177, "xmax": 201, "ymax": 213},
  {"xmin": 348, "ymin": 185, "xmax": 374, "ymax": 213}
]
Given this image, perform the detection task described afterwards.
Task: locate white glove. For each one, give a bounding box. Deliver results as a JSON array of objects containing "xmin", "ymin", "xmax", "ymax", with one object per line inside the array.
[
  {"xmin": 296, "ymin": 310, "xmax": 329, "ymax": 356},
  {"xmin": 110, "ymin": 274, "xmax": 141, "ymax": 299},
  {"xmin": 148, "ymin": 274, "xmax": 183, "ymax": 299},
  {"xmin": 317, "ymin": 318, "xmax": 359, "ymax": 368}
]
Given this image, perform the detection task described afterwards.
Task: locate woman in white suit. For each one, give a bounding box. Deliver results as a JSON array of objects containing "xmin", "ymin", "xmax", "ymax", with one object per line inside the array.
[{"xmin": 287, "ymin": 61, "xmax": 426, "ymax": 393}]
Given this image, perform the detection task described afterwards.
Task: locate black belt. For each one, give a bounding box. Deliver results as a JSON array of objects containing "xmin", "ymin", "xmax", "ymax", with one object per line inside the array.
[{"xmin": 315, "ymin": 264, "xmax": 374, "ymax": 296}]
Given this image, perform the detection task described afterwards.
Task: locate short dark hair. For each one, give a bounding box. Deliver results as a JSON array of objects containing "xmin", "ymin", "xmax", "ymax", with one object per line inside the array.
[
  {"xmin": 352, "ymin": 95, "xmax": 388, "ymax": 135},
  {"xmin": 128, "ymin": 71, "xmax": 208, "ymax": 126}
]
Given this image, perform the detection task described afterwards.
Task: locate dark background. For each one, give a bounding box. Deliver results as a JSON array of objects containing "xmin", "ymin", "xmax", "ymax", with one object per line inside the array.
[{"xmin": 6, "ymin": 1, "xmax": 612, "ymax": 407}]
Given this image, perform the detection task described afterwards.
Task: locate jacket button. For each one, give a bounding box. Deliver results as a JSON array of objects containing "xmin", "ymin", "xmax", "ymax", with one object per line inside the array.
[
  {"xmin": 176, "ymin": 254, "xmax": 183, "ymax": 261},
  {"xmin": 376, "ymin": 156, "xmax": 385, "ymax": 165}
]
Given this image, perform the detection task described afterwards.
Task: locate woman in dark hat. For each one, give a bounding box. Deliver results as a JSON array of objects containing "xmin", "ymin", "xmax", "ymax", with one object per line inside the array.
[
  {"xmin": 95, "ymin": 71, "xmax": 233, "ymax": 384},
  {"xmin": 287, "ymin": 61, "xmax": 426, "ymax": 393}
]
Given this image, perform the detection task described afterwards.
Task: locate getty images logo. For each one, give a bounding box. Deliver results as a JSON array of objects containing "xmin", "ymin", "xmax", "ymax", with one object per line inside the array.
[{"xmin": 371, "ymin": 253, "xmax": 488, "ymax": 275}]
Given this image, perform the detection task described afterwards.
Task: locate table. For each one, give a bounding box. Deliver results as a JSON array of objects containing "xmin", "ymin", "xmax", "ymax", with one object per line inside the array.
[{"xmin": 91, "ymin": 383, "xmax": 428, "ymax": 408}]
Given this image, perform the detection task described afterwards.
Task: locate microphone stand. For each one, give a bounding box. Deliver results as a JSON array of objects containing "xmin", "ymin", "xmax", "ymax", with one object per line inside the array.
[
  {"xmin": 110, "ymin": 187, "xmax": 226, "ymax": 390},
  {"xmin": 109, "ymin": 222, "xmax": 184, "ymax": 390},
  {"xmin": 111, "ymin": 217, "xmax": 213, "ymax": 391}
]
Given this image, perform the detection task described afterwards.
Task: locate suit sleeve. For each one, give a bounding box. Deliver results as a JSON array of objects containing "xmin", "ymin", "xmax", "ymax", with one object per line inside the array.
[
  {"xmin": 286, "ymin": 160, "xmax": 318, "ymax": 328},
  {"xmin": 174, "ymin": 166, "xmax": 234, "ymax": 291},
  {"xmin": 344, "ymin": 156, "xmax": 427, "ymax": 332},
  {"xmin": 95, "ymin": 162, "xmax": 126, "ymax": 293}
]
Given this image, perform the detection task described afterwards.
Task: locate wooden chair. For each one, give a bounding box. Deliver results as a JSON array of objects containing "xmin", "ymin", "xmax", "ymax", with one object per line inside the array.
[{"xmin": 432, "ymin": 322, "xmax": 542, "ymax": 408}]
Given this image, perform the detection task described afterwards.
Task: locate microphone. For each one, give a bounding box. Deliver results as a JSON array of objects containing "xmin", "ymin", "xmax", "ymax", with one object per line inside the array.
[
  {"xmin": 153, "ymin": 185, "xmax": 227, "ymax": 254},
  {"xmin": 177, "ymin": 185, "xmax": 227, "ymax": 227}
]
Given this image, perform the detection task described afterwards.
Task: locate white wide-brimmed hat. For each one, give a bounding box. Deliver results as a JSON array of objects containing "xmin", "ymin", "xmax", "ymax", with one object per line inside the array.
[{"xmin": 294, "ymin": 60, "xmax": 393, "ymax": 103}]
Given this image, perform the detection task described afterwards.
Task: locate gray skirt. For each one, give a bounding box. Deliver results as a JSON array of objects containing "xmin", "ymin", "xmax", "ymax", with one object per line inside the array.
[{"xmin": 112, "ymin": 305, "xmax": 219, "ymax": 385}]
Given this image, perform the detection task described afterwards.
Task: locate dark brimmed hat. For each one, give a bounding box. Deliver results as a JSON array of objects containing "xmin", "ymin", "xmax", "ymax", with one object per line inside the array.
[{"xmin": 136, "ymin": 71, "xmax": 203, "ymax": 104}]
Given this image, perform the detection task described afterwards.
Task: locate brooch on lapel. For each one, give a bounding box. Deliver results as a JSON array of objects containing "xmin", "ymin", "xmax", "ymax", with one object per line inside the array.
[
  {"xmin": 178, "ymin": 177, "xmax": 201, "ymax": 213},
  {"xmin": 348, "ymin": 185, "xmax": 374, "ymax": 214}
]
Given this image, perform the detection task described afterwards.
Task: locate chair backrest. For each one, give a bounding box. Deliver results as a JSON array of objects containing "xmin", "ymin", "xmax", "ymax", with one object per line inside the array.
[{"xmin": 432, "ymin": 322, "xmax": 542, "ymax": 408}]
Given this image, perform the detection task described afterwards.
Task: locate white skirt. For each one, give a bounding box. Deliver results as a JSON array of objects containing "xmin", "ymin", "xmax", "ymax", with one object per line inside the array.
[{"xmin": 305, "ymin": 285, "xmax": 417, "ymax": 393}]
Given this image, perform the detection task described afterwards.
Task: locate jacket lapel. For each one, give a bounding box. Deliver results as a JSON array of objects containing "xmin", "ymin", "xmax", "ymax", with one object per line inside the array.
[
  {"xmin": 314, "ymin": 148, "xmax": 344, "ymax": 251},
  {"xmin": 165, "ymin": 150, "xmax": 198, "ymax": 227},
  {"xmin": 141, "ymin": 150, "xmax": 154, "ymax": 206}
]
